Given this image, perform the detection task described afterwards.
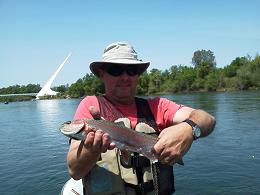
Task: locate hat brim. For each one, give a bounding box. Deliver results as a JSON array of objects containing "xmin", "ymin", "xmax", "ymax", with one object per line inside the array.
[{"xmin": 90, "ymin": 60, "xmax": 150, "ymax": 77}]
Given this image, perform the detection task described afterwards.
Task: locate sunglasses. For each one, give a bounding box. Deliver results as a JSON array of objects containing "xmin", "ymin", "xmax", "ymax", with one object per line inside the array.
[{"xmin": 102, "ymin": 65, "xmax": 140, "ymax": 77}]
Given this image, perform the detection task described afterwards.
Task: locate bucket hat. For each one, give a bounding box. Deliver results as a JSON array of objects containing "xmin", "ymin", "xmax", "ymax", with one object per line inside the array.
[{"xmin": 90, "ymin": 42, "xmax": 150, "ymax": 77}]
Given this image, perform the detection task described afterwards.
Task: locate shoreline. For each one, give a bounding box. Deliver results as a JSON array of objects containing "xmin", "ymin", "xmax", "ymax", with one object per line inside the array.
[{"xmin": 1, "ymin": 87, "xmax": 259, "ymax": 103}]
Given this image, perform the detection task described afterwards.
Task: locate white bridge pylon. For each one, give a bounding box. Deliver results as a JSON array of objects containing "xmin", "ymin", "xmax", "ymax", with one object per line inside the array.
[{"xmin": 36, "ymin": 53, "xmax": 71, "ymax": 99}]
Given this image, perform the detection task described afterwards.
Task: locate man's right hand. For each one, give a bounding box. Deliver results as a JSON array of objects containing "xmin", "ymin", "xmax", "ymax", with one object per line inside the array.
[
  {"xmin": 67, "ymin": 106, "xmax": 115, "ymax": 180},
  {"xmin": 83, "ymin": 106, "xmax": 116, "ymax": 154}
]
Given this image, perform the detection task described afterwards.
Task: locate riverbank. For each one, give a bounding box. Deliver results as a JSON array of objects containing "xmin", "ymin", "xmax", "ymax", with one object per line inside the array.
[
  {"xmin": 1, "ymin": 87, "xmax": 259, "ymax": 103},
  {"xmin": 0, "ymin": 94, "xmax": 68, "ymax": 103}
]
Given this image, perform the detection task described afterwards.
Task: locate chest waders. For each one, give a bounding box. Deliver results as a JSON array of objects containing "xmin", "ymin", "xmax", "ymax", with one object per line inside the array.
[{"xmin": 82, "ymin": 96, "xmax": 175, "ymax": 195}]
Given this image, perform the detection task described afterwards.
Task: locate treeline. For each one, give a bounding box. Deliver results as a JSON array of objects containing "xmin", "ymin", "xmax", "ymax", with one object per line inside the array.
[
  {"xmin": 67, "ymin": 51, "xmax": 260, "ymax": 97},
  {"xmin": 0, "ymin": 84, "xmax": 41, "ymax": 94},
  {"xmin": 0, "ymin": 84, "xmax": 41, "ymax": 102},
  {"xmin": 1, "ymin": 50, "xmax": 260, "ymax": 101}
]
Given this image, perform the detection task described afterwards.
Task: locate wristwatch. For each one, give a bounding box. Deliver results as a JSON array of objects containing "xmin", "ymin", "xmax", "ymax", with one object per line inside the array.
[{"xmin": 183, "ymin": 119, "xmax": 201, "ymax": 140}]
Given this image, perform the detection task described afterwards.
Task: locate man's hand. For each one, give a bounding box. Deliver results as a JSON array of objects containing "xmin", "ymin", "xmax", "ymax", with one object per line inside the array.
[
  {"xmin": 153, "ymin": 122, "xmax": 193, "ymax": 165},
  {"xmin": 67, "ymin": 106, "xmax": 115, "ymax": 180},
  {"xmin": 83, "ymin": 106, "xmax": 116, "ymax": 154}
]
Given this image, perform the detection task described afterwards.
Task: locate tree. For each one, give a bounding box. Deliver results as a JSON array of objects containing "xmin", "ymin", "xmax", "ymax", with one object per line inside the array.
[
  {"xmin": 236, "ymin": 65, "xmax": 252, "ymax": 90},
  {"xmin": 223, "ymin": 56, "xmax": 250, "ymax": 77},
  {"xmin": 192, "ymin": 49, "xmax": 216, "ymax": 69},
  {"xmin": 148, "ymin": 69, "xmax": 163, "ymax": 94},
  {"xmin": 0, "ymin": 84, "xmax": 41, "ymax": 94},
  {"xmin": 68, "ymin": 79, "xmax": 85, "ymax": 98},
  {"xmin": 137, "ymin": 72, "xmax": 149, "ymax": 95},
  {"xmin": 205, "ymin": 71, "xmax": 219, "ymax": 91},
  {"xmin": 168, "ymin": 65, "xmax": 195, "ymax": 92},
  {"xmin": 53, "ymin": 85, "xmax": 68, "ymax": 93},
  {"xmin": 82, "ymin": 73, "xmax": 104, "ymax": 94},
  {"xmin": 249, "ymin": 55, "xmax": 260, "ymax": 87}
]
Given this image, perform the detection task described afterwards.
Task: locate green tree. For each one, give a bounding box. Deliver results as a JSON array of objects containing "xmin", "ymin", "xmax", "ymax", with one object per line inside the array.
[
  {"xmin": 160, "ymin": 70, "xmax": 171, "ymax": 92},
  {"xmin": 236, "ymin": 65, "xmax": 252, "ymax": 90},
  {"xmin": 137, "ymin": 71, "xmax": 149, "ymax": 95},
  {"xmin": 53, "ymin": 85, "xmax": 68, "ymax": 93},
  {"xmin": 148, "ymin": 69, "xmax": 163, "ymax": 94},
  {"xmin": 192, "ymin": 49, "xmax": 216, "ymax": 68},
  {"xmin": 204, "ymin": 71, "xmax": 219, "ymax": 91},
  {"xmin": 192, "ymin": 50, "xmax": 216, "ymax": 80},
  {"xmin": 191, "ymin": 78, "xmax": 205, "ymax": 90},
  {"xmin": 25, "ymin": 84, "xmax": 41, "ymax": 93},
  {"xmin": 223, "ymin": 56, "xmax": 250, "ymax": 77},
  {"xmin": 249, "ymin": 55, "xmax": 260, "ymax": 87},
  {"xmin": 82, "ymin": 73, "xmax": 104, "ymax": 94},
  {"xmin": 68, "ymin": 79, "xmax": 85, "ymax": 98},
  {"xmin": 179, "ymin": 66, "xmax": 194, "ymax": 91},
  {"xmin": 0, "ymin": 84, "xmax": 41, "ymax": 94},
  {"xmin": 168, "ymin": 65, "xmax": 195, "ymax": 92},
  {"xmin": 196, "ymin": 61, "xmax": 212, "ymax": 78},
  {"xmin": 169, "ymin": 65, "xmax": 179, "ymax": 81}
]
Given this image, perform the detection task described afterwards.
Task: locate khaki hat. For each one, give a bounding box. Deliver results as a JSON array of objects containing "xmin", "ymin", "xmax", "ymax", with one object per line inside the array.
[{"xmin": 90, "ymin": 42, "xmax": 150, "ymax": 77}]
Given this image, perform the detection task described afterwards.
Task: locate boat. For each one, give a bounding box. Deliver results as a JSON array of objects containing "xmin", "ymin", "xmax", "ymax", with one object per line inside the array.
[{"xmin": 60, "ymin": 178, "xmax": 83, "ymax": 195}]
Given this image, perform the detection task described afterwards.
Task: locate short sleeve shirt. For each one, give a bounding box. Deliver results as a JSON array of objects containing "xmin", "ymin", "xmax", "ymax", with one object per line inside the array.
[{"xmin": 74, "ymin": 96, "xmax": 183, "ymax": 131}]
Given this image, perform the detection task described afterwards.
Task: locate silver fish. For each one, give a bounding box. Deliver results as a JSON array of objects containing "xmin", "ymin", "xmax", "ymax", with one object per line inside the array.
[{"xmin": 60, "ymin": 119, "xmax": 184, "ymax": 165}]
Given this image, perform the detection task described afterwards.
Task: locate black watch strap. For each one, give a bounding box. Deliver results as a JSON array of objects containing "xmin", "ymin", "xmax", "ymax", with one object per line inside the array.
[
  {"xmin": 183, "ymin": 119, "xmax": 197, "ymax": 128},
  {"xmin": 183, "ymin": 119, "xmax": 201, "ymax": 140}
]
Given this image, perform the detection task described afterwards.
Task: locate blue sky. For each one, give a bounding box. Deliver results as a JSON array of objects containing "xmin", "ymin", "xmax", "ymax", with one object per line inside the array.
[{"xmin": 0, "ymin": 0, "xmax": 259, "ymax": 88}]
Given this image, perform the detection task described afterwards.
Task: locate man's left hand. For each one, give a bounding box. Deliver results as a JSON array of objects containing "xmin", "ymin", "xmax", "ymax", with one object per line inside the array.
[{"xmin": 153, "ymin": 122, "xmax": 194, "ymax": 165}]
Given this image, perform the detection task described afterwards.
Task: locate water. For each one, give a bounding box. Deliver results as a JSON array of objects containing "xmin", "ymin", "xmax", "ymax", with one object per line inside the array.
[
  {"xmin": 0, "ymin": 99, "xmax": 81, "ymax": 195},
  {"xmin": 0, "ymin": 91, "xmax": 260, "ymax": 195}
]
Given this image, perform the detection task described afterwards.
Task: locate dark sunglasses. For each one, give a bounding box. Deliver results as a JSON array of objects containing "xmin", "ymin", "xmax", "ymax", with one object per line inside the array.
[{"xmin": 102, "ymin": 65, "xmax": 140, "ymax": 77}]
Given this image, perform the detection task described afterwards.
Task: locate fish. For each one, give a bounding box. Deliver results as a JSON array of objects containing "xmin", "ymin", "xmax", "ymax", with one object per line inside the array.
[{"xmin": 60, "ymin": 119, "xmax": 184, "ymax": 165}]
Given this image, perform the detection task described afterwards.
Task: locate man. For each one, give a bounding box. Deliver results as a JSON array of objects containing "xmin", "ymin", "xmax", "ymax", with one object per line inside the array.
[{"xmin": 67, "ymin": 42, "xmax": 216, "ymax": 194}]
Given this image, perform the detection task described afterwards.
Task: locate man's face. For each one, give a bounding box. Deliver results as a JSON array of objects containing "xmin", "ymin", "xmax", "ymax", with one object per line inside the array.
[{"xmin": 98, "ymin": 64, "xmax": 140, "ymax": 104}]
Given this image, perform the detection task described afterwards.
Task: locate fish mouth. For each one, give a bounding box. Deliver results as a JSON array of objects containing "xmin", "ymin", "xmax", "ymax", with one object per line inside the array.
[{"xmin": 60, "ymin": 120, "xmax": 85, "ymax": 135}]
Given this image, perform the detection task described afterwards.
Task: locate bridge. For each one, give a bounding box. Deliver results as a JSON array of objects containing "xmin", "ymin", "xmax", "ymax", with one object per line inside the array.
[
  {"xmin": 0, "ymin": 93, "xmax": 38, "ymax": 97},
  {"xmin": 36, "ymin": 53, "xmax": 71, "ymax": 99},
  {"xmin": 0, "ymin": 53, "xmax": 71, "ymax": 99}
]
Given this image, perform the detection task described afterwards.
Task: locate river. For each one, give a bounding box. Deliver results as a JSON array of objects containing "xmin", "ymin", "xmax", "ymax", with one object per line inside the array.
[{"xmin": 0, "ymin": 91, "xmax": 259, "ymax": 195}]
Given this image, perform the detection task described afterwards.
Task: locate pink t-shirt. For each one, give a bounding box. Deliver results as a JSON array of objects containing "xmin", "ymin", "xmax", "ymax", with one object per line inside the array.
[{"xmin": 74, "ymin": 96, "xmax": 183, "ymax": 131}]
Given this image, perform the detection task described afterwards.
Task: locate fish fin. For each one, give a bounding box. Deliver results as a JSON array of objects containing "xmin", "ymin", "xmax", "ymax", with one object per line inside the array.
[
  {"xmin": 113, "ymin": 140, "xmax": 139, "ymax": 153},
  {"xmin": 135, "ymin": 122, "xmax": 156, "ymax": 134},
  {"xmin": 114, "ymin": 118, "xmax": 131, "ymax": 128}
]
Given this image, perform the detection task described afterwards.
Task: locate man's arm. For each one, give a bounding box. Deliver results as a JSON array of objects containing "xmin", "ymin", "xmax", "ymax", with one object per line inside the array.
[
  {"xmin": 67, "ymin": 106, "xmax": 115, "ymax": 180},
  {"xmin": 67, "ymin": 131, "xmax": 113, "ymax": 180},
  {"xmin": 174, "ymin": 107, "xmax": 216, "ymax": 137},
  {"xmin": 154, "ymin": 107, "xmax": 216, "ymax": 165}
]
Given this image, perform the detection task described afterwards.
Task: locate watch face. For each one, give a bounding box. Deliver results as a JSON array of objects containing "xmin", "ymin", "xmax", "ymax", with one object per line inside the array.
[{"xmin": 194, "ymin": 126, "xmax": 201, "ymax": 137}]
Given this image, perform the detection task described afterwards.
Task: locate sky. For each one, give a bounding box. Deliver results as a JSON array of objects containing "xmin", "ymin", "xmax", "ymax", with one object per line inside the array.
[{"xmin": 0, "ymin": 0, "xmax": 259, "ymax": 88}]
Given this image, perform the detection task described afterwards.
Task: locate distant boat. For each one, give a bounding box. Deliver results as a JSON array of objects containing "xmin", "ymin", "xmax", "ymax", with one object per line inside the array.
[{"xmin": 4, "ymin": 101, "xmax": 9, "ymax": 104}]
